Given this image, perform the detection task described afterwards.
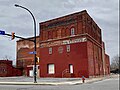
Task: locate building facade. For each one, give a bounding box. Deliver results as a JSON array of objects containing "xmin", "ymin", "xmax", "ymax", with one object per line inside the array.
[
  {"xmin": 0, "ymin": 60, "xmax": 22, "ymax": 77},
  {"xmin": 16, "ymin": 10, "xmax": 110, "ymax": 78},
  {"xmin": 16, "ymin": 36, "xmax": 40, "ymax": 76}
]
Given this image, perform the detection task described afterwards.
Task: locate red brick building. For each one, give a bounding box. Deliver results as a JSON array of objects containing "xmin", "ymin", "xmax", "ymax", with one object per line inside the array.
[
  {"xmin": 16, "ymin": 36, "xmax": 40, "ymax": 76},
  {"xmin": 17, "ymin": 10, "xmax": 110, "ymax": 78},
  {"xmin": 0, "ymin": 60, "xmax": 22, "ymax": 77},
  {"xmin": 104, "ymin": 54, "xmax": 110, "ymax": 75},
  {"xmin": 102, "ymin": 42, "xmax": 110, "ymax": 75}
]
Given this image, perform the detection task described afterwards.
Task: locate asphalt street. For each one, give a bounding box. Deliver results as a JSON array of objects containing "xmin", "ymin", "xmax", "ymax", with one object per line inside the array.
[{"xmin": 0, "ymin": 77, "xmax": 119, "ymax": 90}]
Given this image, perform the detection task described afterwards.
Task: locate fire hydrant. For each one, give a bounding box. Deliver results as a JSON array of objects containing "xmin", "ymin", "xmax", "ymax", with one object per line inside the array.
[{"xmin": 82, "ymin": 76, "xmax": 85, "ymax": 83}]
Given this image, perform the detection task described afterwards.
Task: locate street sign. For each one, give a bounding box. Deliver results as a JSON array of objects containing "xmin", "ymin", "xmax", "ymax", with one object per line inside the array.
[
  {"xmin": 29, "ymin": 51, "xmax": 36, "ymax": 54},
  {"xmin": 0, "ymin": 30, "xmax": 5, "ymax": 35}
]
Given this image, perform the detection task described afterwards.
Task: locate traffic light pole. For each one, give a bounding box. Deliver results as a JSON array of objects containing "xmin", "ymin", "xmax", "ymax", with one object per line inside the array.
[{"xmin": 15, "ymin": 4, "xmax": 37, "ymax": 83}]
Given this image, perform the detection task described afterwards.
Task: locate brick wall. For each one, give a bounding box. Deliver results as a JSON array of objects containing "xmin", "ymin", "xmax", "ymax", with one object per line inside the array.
[
  {"xmin": 0, "ymin": 60, "xmax": 22, "ymax": 77},
  {"xmin": 17, "ymin": 36, "xmax": 40, "ymax": 68}
]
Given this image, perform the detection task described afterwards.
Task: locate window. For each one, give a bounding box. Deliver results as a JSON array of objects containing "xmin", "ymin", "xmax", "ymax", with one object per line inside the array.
[
  {"xmin": 49, "ymin": 47, "xmax": 52, "ymax": 54},
  {"xmin": 69, "ymin": 64, "xmax": 73, "ymax": 74},
  {"xmin": 66, "ymin": 45, "xmax": 70, "ymax": 52},
  {"xmin": 70, "ymin": 28, "xmax": 75, "ymax": 35},
  {"xmin": 48, "ymin": 64, "xmax": 55, "ymax": 74}
]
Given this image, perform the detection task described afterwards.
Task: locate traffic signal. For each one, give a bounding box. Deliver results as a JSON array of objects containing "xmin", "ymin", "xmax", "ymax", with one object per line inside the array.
[
  {"xmin": 36, "ymin": 56, "xmax": 40, "ymax": 63},
  {"xmin": 11, "ymin": 32, "xmax": 15, "ymax": 40}
]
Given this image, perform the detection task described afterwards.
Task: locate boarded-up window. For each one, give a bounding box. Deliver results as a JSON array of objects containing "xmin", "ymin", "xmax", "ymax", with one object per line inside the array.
[
  {"xmin": 66, "ymin": 45, "xmax": 70, "ymax": 52},
  {"xmin": 49, "ymin": 47, "xmax": 52, "ymax": 54},
  {"xmin": 69, "ymin": 64, "xmax": 73, "ymax": 74},
  {"xmin": 48, "ymin": 64, "xmax": 55, "ymax": 74}
]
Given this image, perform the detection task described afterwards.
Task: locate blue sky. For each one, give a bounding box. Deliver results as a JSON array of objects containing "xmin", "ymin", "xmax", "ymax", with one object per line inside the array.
[{"xmin": 0, "ymin": 0, "xmax": 119, "ymax": 65}]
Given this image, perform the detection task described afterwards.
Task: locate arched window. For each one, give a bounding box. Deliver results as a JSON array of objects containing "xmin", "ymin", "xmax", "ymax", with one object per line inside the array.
[{"xmin": 70, "ymin": 28, "xmax": 75, "ymax": 35}]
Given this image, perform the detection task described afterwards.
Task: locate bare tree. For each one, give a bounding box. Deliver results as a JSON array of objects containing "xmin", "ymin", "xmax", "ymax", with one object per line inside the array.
[
  {"xmin": 2, "ymin": 55, "xmax": 12, "ymax": 60},
  {"xmin": 110, "ymin": 55, "xmax": 120, "ymax": 71}
]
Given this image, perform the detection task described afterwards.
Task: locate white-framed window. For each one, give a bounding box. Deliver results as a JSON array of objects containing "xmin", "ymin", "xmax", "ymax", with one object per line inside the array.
[
  {"xmin": 69, "ymin": 64, "xmax": 73, "ymax": 74},
  {"xmin": 70, "ymin": 28, "xmax": 75, "ymax": 35},
  {"xmin": 49, "ymin": 47, "xmax": 52, "ymax": 54},
  {"xmin": 48, "ymin": 64, "xmax": 55, "ymax": 74},
  {"xmin": 66, "ymin": 45, "xmax": 70, "ymax": 52}
]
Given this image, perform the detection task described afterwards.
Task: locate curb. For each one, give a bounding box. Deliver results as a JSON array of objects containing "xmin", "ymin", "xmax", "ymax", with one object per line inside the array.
[
  {"xmin": 85, "ymin": 78, "xmax": 103, "ymax": 84},
  {"xmin": 0, "ymin": 81, "xmax": 82, "ymax": 85},
  {"xmin": 0, "ymin": 75, "xmax": 118, "ymax": 85},
  {"xmin": 0, "ymin": 78, "xmax": 103, "ymax": 85},
  {"xmin": 0, "ymin": 79, "xmax": 104, "ymax": 85},
  {"xmin": 0, "ymin": 82, "xmax": 56, "ymax": 85}
]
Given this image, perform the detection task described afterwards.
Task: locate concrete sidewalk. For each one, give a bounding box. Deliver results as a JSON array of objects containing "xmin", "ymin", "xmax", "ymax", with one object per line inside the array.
[{"xmin": 0, "ymin": 74, "xmax": 119, "ymax": 85}]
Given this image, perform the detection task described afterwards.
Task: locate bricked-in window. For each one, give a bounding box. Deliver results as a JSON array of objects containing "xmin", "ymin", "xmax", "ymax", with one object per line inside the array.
[
  {"xmin": 43, "ymin": 31, "xmax": 48, "ymax": 40},
  {"xmin": 48, "ymin": 31, "xmax": 52, "ymax": 39},
  {"xmin": 42, "ymin": 31, "xmax": 46, "ymax": 40},
  {"xmin": 70, "ymin": 28, "xmax": 75, "ymax": 35},
  {"xmin": 57, "ymin": 29, "xmax": 61, "ymax": 38},
  {"xmin": 61, "ymin": 28, "xmax": 66, "ymax": 37},
  {"xmin": 49, "ymin": 47, "xmax": 52, "ymax": 54},
  {"xmin": 66, "ymin": 45, "xmax": 70, "ymax": 52},
  {"xmin": 53, "ymin": 30, "xmax": 57, "ymax": 39}
]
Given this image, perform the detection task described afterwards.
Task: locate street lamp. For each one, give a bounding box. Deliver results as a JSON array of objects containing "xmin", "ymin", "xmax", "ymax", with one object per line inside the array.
[{"xmin": 15, "ymin": 4, "xmax": 37, "ymax": 83}]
